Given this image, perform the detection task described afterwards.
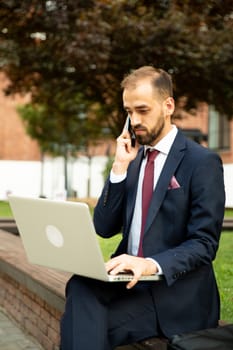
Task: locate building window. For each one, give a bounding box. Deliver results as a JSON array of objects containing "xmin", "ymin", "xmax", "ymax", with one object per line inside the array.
[
  {"xmin": 180, "ymin": 129, "xmax": 207, "ymax": 144},
  {"xmin": 208, "ymin": 106, "xmax": 230, "ymax": 151}
]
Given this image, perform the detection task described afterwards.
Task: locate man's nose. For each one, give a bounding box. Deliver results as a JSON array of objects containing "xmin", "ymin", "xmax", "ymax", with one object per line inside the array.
[{"xmin": 130, "ymin": 113, "xmax": 141, "ymax": 126}]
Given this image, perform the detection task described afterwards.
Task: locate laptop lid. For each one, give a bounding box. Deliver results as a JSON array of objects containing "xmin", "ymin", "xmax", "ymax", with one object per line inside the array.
[{"xmin": 8, "ymin": 196, "xmax": 161, "ymax": 283}]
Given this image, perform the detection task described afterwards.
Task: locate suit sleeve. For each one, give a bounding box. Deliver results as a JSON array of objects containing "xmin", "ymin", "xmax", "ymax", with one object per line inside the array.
[{"xmin": 93, "ymin": 177, "xmax": 126, "ymax": 238}]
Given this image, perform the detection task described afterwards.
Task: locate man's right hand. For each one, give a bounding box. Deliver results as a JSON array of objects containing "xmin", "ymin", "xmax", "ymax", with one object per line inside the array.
[{"xmin": 112, "ymin": 129, "xmax": 139, "ymax": 175}]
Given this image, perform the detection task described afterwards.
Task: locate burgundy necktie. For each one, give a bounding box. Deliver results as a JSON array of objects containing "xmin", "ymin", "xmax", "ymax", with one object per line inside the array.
[{"xmin": 137, "ymin": 149, "xmax": 159, "ymax": 257}]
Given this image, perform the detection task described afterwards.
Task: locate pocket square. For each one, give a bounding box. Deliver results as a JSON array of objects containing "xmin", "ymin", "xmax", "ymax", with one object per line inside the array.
[{"xmin": 168, "ymin": 176, "xmax": 180, "ymax": 189}]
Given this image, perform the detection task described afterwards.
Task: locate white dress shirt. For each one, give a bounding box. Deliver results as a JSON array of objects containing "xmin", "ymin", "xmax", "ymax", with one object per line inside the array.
[{"xmin": 110, "ymin": 125, "xmax": 178, "ymax": 272}]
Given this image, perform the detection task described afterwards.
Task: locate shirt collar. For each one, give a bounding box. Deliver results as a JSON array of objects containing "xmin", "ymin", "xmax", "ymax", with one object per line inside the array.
[{"xmin": 144, "ymin": 125, "xmax": 178, "ymax": 156}]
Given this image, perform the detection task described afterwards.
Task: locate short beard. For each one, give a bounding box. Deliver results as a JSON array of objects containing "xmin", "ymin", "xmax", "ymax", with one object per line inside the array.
[{"xmin": 135, "ymin": 116, "xmax": 165, "ymax": 146}]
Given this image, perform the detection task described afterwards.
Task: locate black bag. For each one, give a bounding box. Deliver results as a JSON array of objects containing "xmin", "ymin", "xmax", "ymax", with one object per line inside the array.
[{"xmin": 168, "ymin": 324, "xmax": 233, "ymax": 350}]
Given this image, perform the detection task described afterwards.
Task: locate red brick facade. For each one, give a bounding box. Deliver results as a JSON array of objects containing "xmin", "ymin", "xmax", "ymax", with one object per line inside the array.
[
  {"xmin": 0, "ymin": 73, "xmax": 40, "ymax": 161},
  {"xmin": 173, "ymin": 102, "xmax": 233, "ymax": 164}
]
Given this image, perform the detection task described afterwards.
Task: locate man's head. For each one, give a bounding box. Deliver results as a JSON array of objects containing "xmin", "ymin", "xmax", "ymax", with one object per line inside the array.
[{"xmin": 121, "ymin": 66, "xmax": 175, "ymax": 146}]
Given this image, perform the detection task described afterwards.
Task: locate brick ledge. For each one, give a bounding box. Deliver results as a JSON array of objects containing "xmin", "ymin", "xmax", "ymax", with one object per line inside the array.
[
  {"xmin": 0, "ymin": 258, "xmax": 65, "ymax": 313},
  {"xmin": 0, "ymin": 229, "xmax": 70, "ymax": 303},
  {"xmin": 0, "ymin": 229, "xmax": 71, "ymax": 350}
]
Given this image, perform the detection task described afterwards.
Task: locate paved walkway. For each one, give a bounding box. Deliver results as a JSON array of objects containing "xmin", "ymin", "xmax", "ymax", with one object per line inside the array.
[{"xmin": 0, "ymin": 307, "xmax": 44, "ymax": 350}]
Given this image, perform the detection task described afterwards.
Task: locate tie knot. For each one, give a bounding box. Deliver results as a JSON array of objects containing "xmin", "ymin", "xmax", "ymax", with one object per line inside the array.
[{"xmin": 146, "ymin": 149, "xmax": 159, "ymax": 163}]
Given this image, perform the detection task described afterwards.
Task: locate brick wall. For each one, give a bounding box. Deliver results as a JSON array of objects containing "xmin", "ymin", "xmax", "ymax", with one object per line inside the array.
[
  {"xmin": 173, "ymin": 103, "xmax": 233, "ymax": 164},
  {"xmin": 0, "ymin": 229, "xmax": 68, "ymax": 350},
  {"xmin": 0, "ymin": 73, "xmax": 41, "ymax": 160},
  {"xmin": 0, "ymin": 272, "xmax": 61, "ymax": 350}
]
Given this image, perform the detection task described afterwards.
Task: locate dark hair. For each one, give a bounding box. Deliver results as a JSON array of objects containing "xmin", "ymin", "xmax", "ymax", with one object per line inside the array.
[{"xmin": 121, "ymin": 66, "xmax": 173, "ymax": 99}]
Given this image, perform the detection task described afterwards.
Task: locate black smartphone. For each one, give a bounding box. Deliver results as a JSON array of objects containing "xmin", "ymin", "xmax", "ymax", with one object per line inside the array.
[{"xmin": 124, "ymin": 115, "xmax": 136, "ymax": 147}]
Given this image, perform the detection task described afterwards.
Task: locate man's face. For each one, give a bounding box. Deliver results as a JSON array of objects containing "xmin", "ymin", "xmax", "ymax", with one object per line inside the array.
[{"xmin": 123, "ymin": 79, "xmax": 173, "ymax": 146}]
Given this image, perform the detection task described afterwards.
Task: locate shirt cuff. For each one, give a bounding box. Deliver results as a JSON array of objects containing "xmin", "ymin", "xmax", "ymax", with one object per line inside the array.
[
  {"xmin": 146, "ymin": 258, "xmax": 163, "ymax": 275},
  {"xmin": 110, "ymin": 170, "xmax": 127, "ymax": 183}
]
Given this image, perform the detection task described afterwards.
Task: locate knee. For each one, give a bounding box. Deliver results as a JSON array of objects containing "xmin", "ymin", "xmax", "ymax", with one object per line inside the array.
[
  {"xmin": 65, "ymin": 274, "xmax": 99, "ymax": 298},
  {"xmin": 65, "ymin": 274, "xmax": 85, "ymax": 296}
]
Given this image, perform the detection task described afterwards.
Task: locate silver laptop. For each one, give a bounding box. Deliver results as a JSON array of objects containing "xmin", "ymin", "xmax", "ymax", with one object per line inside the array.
[{"xmin": 8, "ymin": 195, "xmax": 162, "ymax": 282}]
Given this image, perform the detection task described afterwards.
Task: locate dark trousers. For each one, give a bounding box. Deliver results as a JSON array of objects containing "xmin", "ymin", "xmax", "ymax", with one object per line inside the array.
[{"xmin": 60, "ymin": 275, "xmax": 160, "ymax": 350}]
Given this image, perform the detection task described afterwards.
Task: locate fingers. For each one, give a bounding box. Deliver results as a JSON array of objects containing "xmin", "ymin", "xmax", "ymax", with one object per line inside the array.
[
  {"xmin": 105, "ymin": 255, "xmax": 126, "ymax": 275},
  {"xmin": 105, "ymin": 254, "xmax": 145, "ymax": 289},
  {"xmin": 116, "ymin": 131, "xmax": 132, "ymax": 153},
  {"xmin": 126, "ymin": 277, "xmax": 139, "ymax": 289},
  {"xmin": 116, "ymin": 130, "xmax": 139, "ymax": 156}
]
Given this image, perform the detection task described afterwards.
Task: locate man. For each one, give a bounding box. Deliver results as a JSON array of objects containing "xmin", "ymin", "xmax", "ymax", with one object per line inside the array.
[{"xmin": 60, "ymin": 66, "xmax": 225, "ymax": 350}]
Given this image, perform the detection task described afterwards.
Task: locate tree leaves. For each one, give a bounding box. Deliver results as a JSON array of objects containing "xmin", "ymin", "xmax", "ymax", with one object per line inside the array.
[{"xmin": 0, "ymin": 0, "xmax": 232, "ymax": 149}]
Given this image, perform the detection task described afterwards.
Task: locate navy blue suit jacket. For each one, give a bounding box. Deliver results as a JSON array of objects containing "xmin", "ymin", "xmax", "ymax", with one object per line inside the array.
[{"xmin": 94, "ymin": 130, "xmax": 225, "ymax": 337}]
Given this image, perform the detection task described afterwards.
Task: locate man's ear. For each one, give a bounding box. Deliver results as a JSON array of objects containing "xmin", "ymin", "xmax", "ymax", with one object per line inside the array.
[{"xmin": 163, "ymin": 97, "xmax": 175, "ymax": 116}]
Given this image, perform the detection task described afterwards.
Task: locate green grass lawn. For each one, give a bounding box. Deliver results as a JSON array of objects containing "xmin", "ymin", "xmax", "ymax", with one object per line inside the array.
[
  {"xmin": 225, "ymin": 208, "xmax": 233, "ymax": 217},
  {"xmin": 1, "ymin": 200, "xmax": 232, "ymax": 323},
  {"xmin": 214, "ymin": 232, "xmax": 233, "ymax": 323},
  {"xmin": 0, "ymin": 200, "xmax": 13, "ymax": 217}
]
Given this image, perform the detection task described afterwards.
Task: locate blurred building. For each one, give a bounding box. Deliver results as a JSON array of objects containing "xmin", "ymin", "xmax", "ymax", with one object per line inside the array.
[
  {"xmin": 172, "ymin": 102, "xmax": 233, "ymax": 165},
  {"xmin": 0, "ymin": 73, "xmax": 41, "ymax": 161},
  {"xmin": 0, "ymin": 72, "xmax": 232, "ymax": 205}
]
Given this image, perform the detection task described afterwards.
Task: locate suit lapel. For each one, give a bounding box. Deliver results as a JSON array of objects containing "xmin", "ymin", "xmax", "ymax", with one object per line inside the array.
[{"xmin": 144, "ymin": 131, "xmax": 186, "ymax": 233}]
